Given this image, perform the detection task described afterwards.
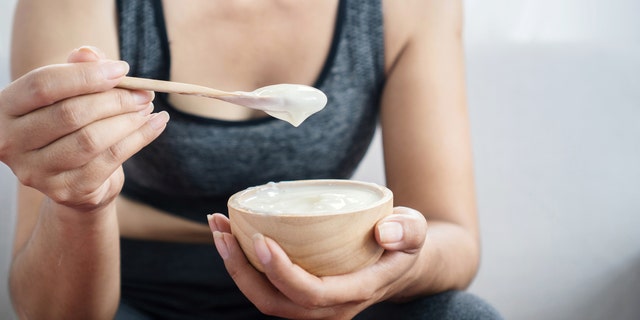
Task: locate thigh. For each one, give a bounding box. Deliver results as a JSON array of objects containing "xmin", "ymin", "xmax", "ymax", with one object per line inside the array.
[{"xmin": 355, "ymin": 290, "xmax": 503, "ymax": 320}]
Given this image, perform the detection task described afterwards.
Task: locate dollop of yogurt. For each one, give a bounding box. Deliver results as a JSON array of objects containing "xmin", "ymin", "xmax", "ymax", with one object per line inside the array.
[
  {"xmin": 227, "ymin": 84, "xmax": 328, "ymax": 127},
  {"xmin": 238, "ymin": 181, "xmax": 382, "ymax": 215}
]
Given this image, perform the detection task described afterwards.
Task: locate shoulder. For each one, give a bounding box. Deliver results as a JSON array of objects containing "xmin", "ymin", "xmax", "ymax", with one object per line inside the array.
[
  {"xmin": 382, "ymin": 0, "xmax": 463, "ymax": 72},
  {"xmin": 383, "ymin": 0, "xmax": 463, "ymax": 33},
  {"xmin": 11, "ymin": 0, "xmax": 119, "ymax": 78}
]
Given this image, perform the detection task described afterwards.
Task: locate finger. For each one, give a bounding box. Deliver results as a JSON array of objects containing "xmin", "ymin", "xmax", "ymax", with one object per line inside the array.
[
  {"xmin": 255, "ymin": 235, "xmax": 377, "ymax": 309},
  {"xmin": 207, "ymin": 213, "xmax": 232, "ymax": 234},
  {"xmin": 255, "ymin": 234, "xmax": 335, "ymax": 307},
  {"xmin": 38, "ymin": 111, "xmax": 169, "ymax": 203},
  {"xmin": 1, "ymin": 60, "xmax": 129, "ymax": 116},
  {"xmin": 84, "ymin": 111, "xmax": 169, "ymax": 173},
  {"xmin": 29, "ymin": 105, "xmax": 155, "ymax": 172},
  {"xmin": 375, "ymin": 206, "xmax": 427, "ymax": 253},
  {"xmin": 208, "ymin": 214, "xmax": 231, "ymax": 255},
  {"xmin": 67, "ymin": 46, "xmax": 106, "ymax": 63},
  {"xmin": 215, "ymin": 232, "xmax": 335, "ymax": 319},
  {"xmin": 255, "ymin": 234, "xmax": 417, "ymax": 310},
  {"xmin": 15, "ymin": 89, "xmax": 154, "ymax": 151}
]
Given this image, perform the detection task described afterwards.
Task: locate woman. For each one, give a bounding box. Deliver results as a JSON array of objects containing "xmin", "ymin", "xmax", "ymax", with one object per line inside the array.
[{"xmin": 2, "ymin": 0, "xmax": 502, "ymax": 318}]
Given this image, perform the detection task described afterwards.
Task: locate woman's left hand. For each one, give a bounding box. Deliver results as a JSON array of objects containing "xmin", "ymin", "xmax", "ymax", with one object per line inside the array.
[{"xmin": 208, "ymin": 207, "xmax": 427, "ymax": 319}]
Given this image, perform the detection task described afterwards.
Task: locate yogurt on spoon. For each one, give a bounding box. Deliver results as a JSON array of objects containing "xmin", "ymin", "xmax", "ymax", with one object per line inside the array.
[{"xmin": 223, "ymin": 84, "xmax": 328, "ymax": 127}]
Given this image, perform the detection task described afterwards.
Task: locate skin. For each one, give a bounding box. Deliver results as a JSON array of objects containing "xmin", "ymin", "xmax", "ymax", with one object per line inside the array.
[{"xmin": 2, "ymin": 0, "xmax": 477, "ymax": 319}]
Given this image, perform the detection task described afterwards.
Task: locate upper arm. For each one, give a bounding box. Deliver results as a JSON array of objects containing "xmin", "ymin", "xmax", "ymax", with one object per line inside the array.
[
  {"xmin": 10, "ymin": 0, "xmax": 120, "ymax": 255},
  {"xmin": 11, "ymin": 0, "xmax": 119, "ymax": 78},
  {"xmin": 380, "ymin": 0, "xmax": 477, "ymax": 235}
]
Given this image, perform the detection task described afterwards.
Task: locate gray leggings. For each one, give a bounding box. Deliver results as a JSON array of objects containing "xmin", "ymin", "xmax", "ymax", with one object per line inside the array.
[
  {"xmin": 116, "ymin": 290, "xmax": 503, "ymax": 320},
  {"xmin": 355, "ymin": 290, "xmax": 503, "ymax": 320}
]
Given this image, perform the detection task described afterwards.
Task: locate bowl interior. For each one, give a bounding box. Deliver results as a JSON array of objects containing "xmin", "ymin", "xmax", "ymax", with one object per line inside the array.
[{"xmin": 229, "ymin": 179, "xmax": 391, "ymax": 217}]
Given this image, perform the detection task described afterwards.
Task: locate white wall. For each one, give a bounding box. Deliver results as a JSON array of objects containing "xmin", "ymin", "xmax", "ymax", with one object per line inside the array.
[
  {"xmin": 2, "ymin": 0, "xmax": 640, "ymax": 319},
  {"xmin": 0, "ymin": 0, "xmax": 17, "ymax": 317},
  {"xmin": 464, "ymin": 44, "xmax": 640, "ymax": 319},
  {"xmin": 461, "ymin": 0, "xmax": 640, "ymax": 319}
]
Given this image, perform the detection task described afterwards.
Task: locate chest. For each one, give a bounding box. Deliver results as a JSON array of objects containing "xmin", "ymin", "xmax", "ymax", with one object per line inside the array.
[{"xmin": 161, "ymin": 0, "xmax": 339, "ymax": 120}]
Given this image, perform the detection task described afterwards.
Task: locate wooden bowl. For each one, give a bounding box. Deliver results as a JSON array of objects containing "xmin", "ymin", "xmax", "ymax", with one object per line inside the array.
[{"xmin": 228, "ymin": 179, "xmax": 393, "ymax": 276}]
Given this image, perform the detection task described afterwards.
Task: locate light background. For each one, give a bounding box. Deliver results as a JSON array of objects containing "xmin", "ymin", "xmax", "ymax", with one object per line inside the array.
[{"xmin": 1, "ymin": 0, "xmax": 640, "ymax": 319}]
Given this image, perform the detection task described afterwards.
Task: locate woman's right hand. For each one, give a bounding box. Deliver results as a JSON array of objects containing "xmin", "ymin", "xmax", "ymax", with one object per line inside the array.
[{"xmin": 0, "ymin": 46, "xmax": 169, "ymax": 212}]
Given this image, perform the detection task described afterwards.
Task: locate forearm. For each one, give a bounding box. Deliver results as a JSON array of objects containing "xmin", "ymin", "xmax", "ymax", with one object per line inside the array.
[
  {"xmin": 389, "ymin": 220, "xmax": 480, "ymax": 301},
  {"xmin": 9, "ymin": 199, "xmax": 121, "ymax": 319}
]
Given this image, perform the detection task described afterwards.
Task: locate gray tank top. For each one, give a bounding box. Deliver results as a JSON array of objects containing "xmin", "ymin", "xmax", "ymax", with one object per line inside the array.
[
  {"xmin": 119, "ymin": 0, "xmax": 385, "ymax": 223},
  {"xmin": 116, "ymin": 0, "xmax": 384, "ymax": 318}
]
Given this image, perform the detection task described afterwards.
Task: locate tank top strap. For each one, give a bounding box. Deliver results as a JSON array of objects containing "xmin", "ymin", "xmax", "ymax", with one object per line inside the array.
[
  {"xmin": 342, "ymin": 0, "xmax": 385, "ymax": 83},
  {"xmin": 116, "ymin": 0, "xmax": 170, "ymax": 80}
]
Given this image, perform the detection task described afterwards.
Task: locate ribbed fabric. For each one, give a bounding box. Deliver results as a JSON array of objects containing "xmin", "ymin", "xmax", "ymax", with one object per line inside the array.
[{"xmin": 115, "ymin": 0, "xmax": 385, "ymax": 318}]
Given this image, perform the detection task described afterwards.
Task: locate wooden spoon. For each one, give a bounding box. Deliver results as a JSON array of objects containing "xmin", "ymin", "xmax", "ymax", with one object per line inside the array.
[{"xmin": 117, "ymin": 76, "xmax": 327, "ymax": 126}]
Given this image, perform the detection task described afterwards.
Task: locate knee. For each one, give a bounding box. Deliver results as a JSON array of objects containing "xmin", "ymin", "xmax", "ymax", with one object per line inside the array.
[
  {"xmin": 416, "ymin": 290, "xmax": 504, "ymax": 320},
  {"xmin": 357, "ymin": 290, "xmax": 503, "ymax": 320}
]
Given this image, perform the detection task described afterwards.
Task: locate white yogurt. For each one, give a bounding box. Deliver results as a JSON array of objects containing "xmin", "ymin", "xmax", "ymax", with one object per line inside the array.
[
  {"xmin": 224, "ymin": 84, "xmax": 328, "ymax": 127},
  {"xmin": 236, "ymin": 181, "xmax": 383, "ymax": 215}
]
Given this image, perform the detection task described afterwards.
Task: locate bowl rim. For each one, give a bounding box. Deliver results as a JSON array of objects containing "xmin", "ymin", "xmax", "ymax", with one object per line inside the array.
[{"xmin": 228, "ymin": 179, "xmax": 393, "ymax": 217}]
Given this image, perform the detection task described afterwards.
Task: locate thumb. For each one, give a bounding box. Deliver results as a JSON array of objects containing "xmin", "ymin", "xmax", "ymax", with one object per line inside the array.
[
  {"xmin": 375, "ymin": 206, "xmax": 427, "ymax": 254},
  {"xmin": 67, "ymin": 46, "xmax": 107, "ymax": 63}
]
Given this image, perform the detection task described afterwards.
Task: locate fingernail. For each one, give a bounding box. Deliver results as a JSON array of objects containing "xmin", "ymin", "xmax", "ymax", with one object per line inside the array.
[
  {"xmin": 213, "ymin": 231, "xmax": 230, "ymax": 260},
  {"xmin": 138, "ymin": 103, "xmax": 154, "ymax": 116},
  {"xmin": 77, "ymin": 46, "xmax": 101, "ymax": 60},
  {"xmin": 379, "ymin": 222, "xmax": 404, "ymax": 243},
  {"xmin": 133, "ymin": 90, "xmax": 154, "ymax": 105},
  {"xmin": 206, "ymin": 213, "xmax": 219, "ymax": 232},
  {"xmin": 148, "ymin": 111, "xmax": 169, "ymax": 130},
  {"xmin": 253, "ymin": 234, "xmax": 272, "ymax": 265},
  {"xmin": 101, "ymin": 60, "xmax": 129, "ymax": 80}
]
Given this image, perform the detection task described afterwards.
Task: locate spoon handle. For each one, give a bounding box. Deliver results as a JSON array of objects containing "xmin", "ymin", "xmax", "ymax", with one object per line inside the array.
[{"xmin": 117, "ymin": 76, "xmax": 234, "ymax": 99}]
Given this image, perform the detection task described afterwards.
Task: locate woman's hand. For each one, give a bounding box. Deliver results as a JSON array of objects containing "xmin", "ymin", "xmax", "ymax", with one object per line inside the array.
[
  {"xmin": 0, "ymin": 46, "xmax": 169, "ymax": 212},
  {"xmin": 208, "ymin": 207, "xmax": 427, "ymax": 319}
]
